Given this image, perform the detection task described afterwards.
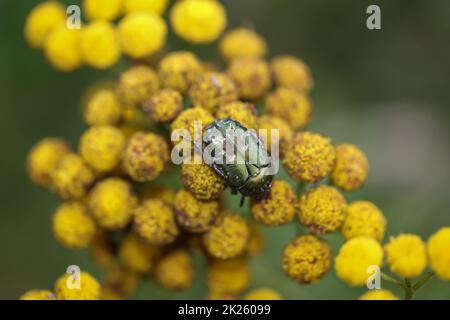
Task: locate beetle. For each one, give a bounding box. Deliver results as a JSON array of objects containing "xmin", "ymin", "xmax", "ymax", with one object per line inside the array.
[{"xmin": 200, "ymin": 118, "xmax": 274, "ymax": 205}]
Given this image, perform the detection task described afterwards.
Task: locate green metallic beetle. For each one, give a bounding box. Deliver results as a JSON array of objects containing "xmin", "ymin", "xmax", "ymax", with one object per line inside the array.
[{"xmin": 201, "ymin": 118, "xmax": 274, "ymax": 205}]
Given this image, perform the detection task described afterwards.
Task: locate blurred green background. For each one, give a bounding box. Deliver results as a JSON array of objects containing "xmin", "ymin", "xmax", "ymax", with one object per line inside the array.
[{"xmin": 1, "ymin": 0, "xmax": 449, "ymax": 299}]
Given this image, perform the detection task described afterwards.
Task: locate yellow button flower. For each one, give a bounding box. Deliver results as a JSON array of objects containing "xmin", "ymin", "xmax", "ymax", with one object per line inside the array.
[
  {"xmin": 80, "ymin": 21, "xmax": 121, "ymax": 69},
  {"xmin": 54, "ymin": 271, "xmax": 101, "ymax": 300},
  {"xmin": 170, "ymin": 0, "xmax": 227, "ymax": 44},
  {"xmin": 427, "ymin": 227, "xmax": 450, "ymax": 280},
  {"xmin": 118, "ymin": 12, "xmax": 167, "ymax": 59},
  {"xmin": 174, "ymin": 189, "xmax": 220, "ymax": 232},
  {"xmin": 88, "ymin": 177, "xmax": 137, "ymax": 230},
  {"xmin": 203, "ymin": 212, "xmax": 250, "ymax": 259},
  {"xmin": 181, "ymin": 162, "xmax": 225, "ymax": 201},
  {"xmin": 251, "ymin": 180, "xmax": 297, "ymax": 226},
  {"xmin": 266, "ymin": 87, "xmax": 312, "ymax": 130},
  {"xmin": 26, "ymin": 137, "xmax": 70, "ymax": 188},
  {"xmin": 124, "ymin": 0, "xmax": 168, "ymax": 15},
  {"xmin": 342, "ymin": 201, "xmax": 386, "ymax": 242},
  {"xmin": 25, "ymin": 1, "xmax": 66, "ymax": 48},
  {"xmin": 207, "ymin": 258, "xmax": 250, "ymax": 294},
  {"xmin": 143, "ymin": 89, "xmax": 183, "ymax": 123},
  {"xmin": 133, "ymin": 199, "xmax": 179, "ymax": 245},
  {"xmin": 84, "ymin": 0, "xmax": 122, "ymax": 21},
  {"xmin": 243, "ymin": 288, "xmax": 282, "ymax": 300},
  {"xmin": 171, "ymin": 107, "xmax": 215, "ymax": 145},
  {"xmin": 79, "ymin": 125, "xmax": 125, "ymax": 172},
  {"xmin": 189, "ymin": 72, "xmax": 239, "ymax": 113},
  {"xmin": 84, "ymin": 89, "xmax": 123, "ymax": 126},
  {"xmin": 118, "ymin": 232, "xmax": 160, "ymax": 273},
  {"xmin": 332, "ymin": 143, "xmax": 369, "ymax": 192},
  {"xmin": 216, "ymin": 102, "xmax": 258, "ymax": 129},
  {"xmin": 335, "ymin": 237, "xmax": 384, "ymax": 286},
  {"xmin": 158, "ymin": 51, "xmax": 203, "ymax": 94},
  {"xmin": 122, "ymin": 131, "xmax": 169, "ymax": 182},
  {"xmin": 155, "ymin": 250, "xmax": 195, "ymax": 290},
  {"xmin": 219, "ymin": 28, "xmax": 267, "ymax": 61},
  {"xmin": 271, "ymin": 55, "xmax": 313, "ymax": 93},
  {"xmin": 140, "ymin": 184, "xmax": 176, "ymax": 205},
  {"xmin": 299, "ymin": 185, "xmax": 347, "ymax": 234},
  {"xmin": 44, "ymin": 26, "xmax": 82, "ymax": 72},
  {"xmin": 359, "ymin": 289, "xmax": 399, "ymax": 300},
  {"xmin": 283, "ymin": 132, "xmax": 335, "ymax": 183},
  {"xmin": 53, "ymin": 201, "xmax": 96, "ymax": 249},
  {"xmin": 227, "ymin": 57, "xmax": 272, "ymax": 100},
  {"xmin": 20, "ymin": 290, "xmax": 56, "ymax": 300},
  {"xmin": 116, "ymin": 65, "xmax": 160, "ymax": 107},
  {"xmin": 384, "ymin": 234, "xmax": 427, "ymax": 279},
  {"xmin": 51, "ymin": 153, "xmax": 95, "ymax": 199},
  {"xmin": 257, "ymin": 115, "xmax": 294, "ymax": 157},
  {"xmin": 282, "ymin": 235, "xmax": 331, "ymax": 283}
]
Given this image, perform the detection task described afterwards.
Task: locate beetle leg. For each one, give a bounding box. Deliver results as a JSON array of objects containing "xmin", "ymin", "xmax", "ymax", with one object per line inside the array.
[{"xmin": 240, "ymin": 195, "xmax": 245, "ymax": 207}]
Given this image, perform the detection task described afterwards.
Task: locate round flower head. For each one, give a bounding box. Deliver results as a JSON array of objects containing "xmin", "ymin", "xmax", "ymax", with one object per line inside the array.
[
  {"xmin": 174, "ymin": 189, "xmax": 220, "ymax": 233},
  {"xmin": 181, "ymin": 163, "xmax": 225, "ymax": 201},
  {"xmin": 271, "ymin": 55, "xmax": 313, "ymax": 93},
  {"xmin": 282, "ymin": 235, "xmax": 331, "ymax": 283},
  {"xmin": 55, "ymin": 271, "xmax": 100, "ymax": 300},
  {"xmin": 44, "ymin": 26, "xmax": 82, "ymax": 72},
  {"xmin": 84, "ymin": 0, "xmax": 122, "ymax": 21},
  {"xmin": 26, "ymin": 137, "xmax": 70, "ymax": 188},
  {"xmin": 158, "ymin": 51, "xmax": 203, "ymax": 93},
  {"xmin": 171, "ymin": 107, "xmax": 214, "ymax": 145},
  {"xmin": 51, "ymin": 153, "xmax": 95, "ymax": 199},
  {"xmin": 155, "ymin": 250, "xmax": 195, "ymax": 290},
  {"xmin": 79, "ymin": 125, "xmax": 125, "ymax": 172},
  {"xmin": 266, "ymin": 87, "xmax": 312, "ymax": 130},
  {"xmin": 247, "ymin": 224, "xmax": 265, "ymax": 257},
  {"xmin": 170, "ymin": 0, "xmax": 227, "ymax": 44},
  {"xmin": 257, "ymin": 115, "xmax": 293, "ymax": 157},
  {"xmin": 219, "ymin": 28, "xmax": 267, "ymax": 61},
  {"xmin": 118, "ymin": 232, "xmax": 160, "ymax": 273},
  {"xmin": 331, "ymin": 143, "xmax": 369, "ymax": 192},
  {"xmin": 52, "ymin": 201, "xmax": 96, "ymax": 249},
  {"xmin": 20, "ymin": 290, "xmax": 56, "ymax": 300},
  {"xmin": 243, "ymin": 288, "xmax": 282, "ymax": 300},
  {"xmin": 207, "ymin": 258, "xmax": 250, "ymax": 294},
  {"xmin": 203, "ymin": 212, "xmax": 250, "ymax": 259},
  {"xmin": 251, "ymin": 180, "xmax": 297, "ymax": 226},
  {"xmin": 227, "ymin": 57, "xmax": 272, "ymax": 100},
  {"xmin": 359, "ymin": 290, "xmax": 399, "ymax": 300},
  {"xmin": 427, "ymin": 227, "xmax": 450, "ymax": 280},
  {"xmin": 206, "ymin": 291, "xmax": 236, "ymax": 300},
  {"xmin": 341, "ymin": 201, "xmax": 386, "ymax": 242},
  {"xmin": 124, "ymin": 0, "xmax": 168, "ymax": 15},
  {"xmin": 189, "ymin": 72, "xmax": 238, "ymax": 113},
  {"xmin": 216, "ymin": 101, "xmax": 258, "ymax": 129},
  {"xmin": 133, "ymin": 198, "xmax": 179, "ymax": 245},
  {"xmin": 24, "ymin": 1, "xmax": 66, "ymax": 48},
  {"xmin": 283, "ymin": 132, "xmax": 336, "ymax": 183},
  {"xmin": 140, "ymin": 184, "xmax": 176, "ymax": 205},
  {"xmin": 299, "ymin": 185, "xmax": 347, "ymax": 234},
  {"xmin": 118, "ymin": 12, "xmax": 167, "ymax": 59},
  {"xmin": 116, "ymin": 65, "xmax": 160, "ymax": 107},
  {"xmin": 80, "ymin": 21, "xmax": 121, "ymax": 69},
  {"xmin": 335, "ymin": 237, "xmax": 384, "ymax": 286},
  {"xmin": 384, "ymin": 234, "xmax": 427, "ymax": 279},
  {"xmin": 88, "ymin": 177, "xmax": 137, "ymax": 230},
  {"xmin": 143, "ymin": 89, "xmax": 183, "ymax": 123},
  {"xmin": 122, "ymin": 131, "xmax": 169, "ymax": 182},
  {"xmin": 84, "ymin": 89, "xmax": 122, "ymax": 126}
]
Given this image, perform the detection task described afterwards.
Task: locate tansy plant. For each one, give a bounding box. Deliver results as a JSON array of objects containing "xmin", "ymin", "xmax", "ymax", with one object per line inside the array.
[{"xmin": 21, "ymin": 0, "xmax": 449, "ymax": 300}]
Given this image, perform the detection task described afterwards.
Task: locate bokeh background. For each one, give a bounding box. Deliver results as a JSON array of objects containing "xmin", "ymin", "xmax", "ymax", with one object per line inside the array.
[{"xmin": 1, "ymin": 0, "xmax": 449, "ymax": 299}]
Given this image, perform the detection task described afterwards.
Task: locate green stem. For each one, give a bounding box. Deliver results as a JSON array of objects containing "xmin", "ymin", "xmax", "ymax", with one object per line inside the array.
[
  {"xmin": 404, "ymin": 279, "xmax": 414, "ymax": 300},
  {"xmin": 296, "ymin": 182, "xmax": 306, "ymax": 196},
  {"xmin": 381, "ymin": 272, "xmax": 405, "ymax": 288},
  {"xmin": 413, "ymin": 271, "xmax": 435, "ymax": 291}
]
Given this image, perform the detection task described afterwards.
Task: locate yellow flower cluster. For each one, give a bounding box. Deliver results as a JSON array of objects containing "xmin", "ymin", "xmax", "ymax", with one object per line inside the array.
[{"xmin": 23, "ymin": 0, "xmax": 449, "ymax": 301}]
